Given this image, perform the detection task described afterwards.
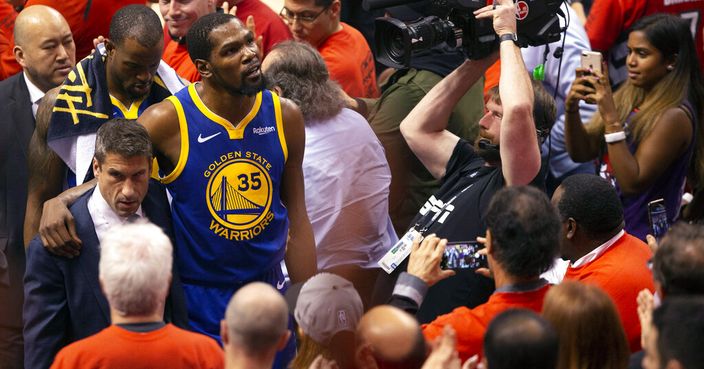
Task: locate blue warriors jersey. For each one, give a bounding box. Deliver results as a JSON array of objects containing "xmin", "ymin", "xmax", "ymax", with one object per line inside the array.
[{"xmin": 162, "ymin": 84, "xmax": 289, "ymax": 285}]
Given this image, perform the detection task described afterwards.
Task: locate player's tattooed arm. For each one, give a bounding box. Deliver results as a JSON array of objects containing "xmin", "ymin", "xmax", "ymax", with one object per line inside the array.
[{"xmin": 279, "ymin": 98, "xmax": 317, "ymax": 283}]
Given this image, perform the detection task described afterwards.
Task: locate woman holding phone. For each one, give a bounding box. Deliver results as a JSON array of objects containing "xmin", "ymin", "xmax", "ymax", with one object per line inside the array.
[{"xmin": 564, "ymin": 13, "xmax": 704, "ymax": 240}]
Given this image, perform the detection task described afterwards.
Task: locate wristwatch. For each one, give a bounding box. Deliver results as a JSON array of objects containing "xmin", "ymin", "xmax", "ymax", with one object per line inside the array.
[{"xmin": 499, "ymin": 33, "xmax": 518, "ymax": 44}]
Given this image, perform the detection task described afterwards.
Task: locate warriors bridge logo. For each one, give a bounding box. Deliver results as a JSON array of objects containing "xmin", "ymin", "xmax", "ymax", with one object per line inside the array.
[{"xmin": 205, "ymin": 151, "xmax": 275, "ymax": 241}]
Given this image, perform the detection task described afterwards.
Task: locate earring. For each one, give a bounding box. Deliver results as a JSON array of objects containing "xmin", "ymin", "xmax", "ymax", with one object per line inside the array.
[{"xmin": 667, "ymin": 65, "xmax": 675, "ymax": 71}]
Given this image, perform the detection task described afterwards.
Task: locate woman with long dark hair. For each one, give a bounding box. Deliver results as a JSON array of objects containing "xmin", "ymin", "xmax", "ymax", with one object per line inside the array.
[{"xmin": 564, "ymin": 13, "xmax": 704, "ymax": 240}]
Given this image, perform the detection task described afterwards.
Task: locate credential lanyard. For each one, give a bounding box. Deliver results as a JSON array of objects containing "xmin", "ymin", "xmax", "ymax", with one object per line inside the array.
[{"xmin": 414, "ymin": 181, "xmax": 475, "ymax": 235}]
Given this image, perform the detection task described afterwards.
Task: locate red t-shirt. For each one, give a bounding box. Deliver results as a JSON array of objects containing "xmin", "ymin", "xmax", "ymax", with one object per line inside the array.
[
  {"xmin": 162, "ymin": 39, "xmax": 200, "ymax": 82},
  {"xmin": 0, "ymin": 2, "xmax": 17, "ymax": 59},
  {"xmin": 318, "ymin": 22, "xmax": 379, "ymax": 98},
  {"xmin": 563, "ymin": 232, "xmax": 654, "ymax": 352},
  {"xmin": 422, "ymin": 284, "xmax": 551, "ymax": 362},
  {"xmin": 0, "ymin": 0, "xmax": 144, "ymax": 80},
  {"xmin": 50, "ymin": 324, "xmax": 224, "ymax": 369},
  {"xmin": 234, "ymin": 0, "xmax": 292, "ymax": 56},
  {"xmin": 645, "ymin": 0, "xmax": 704, "ymax": 70},
  {"xmin": 585, "ymin": 0, "xmax": 648, "ymax": 53}
]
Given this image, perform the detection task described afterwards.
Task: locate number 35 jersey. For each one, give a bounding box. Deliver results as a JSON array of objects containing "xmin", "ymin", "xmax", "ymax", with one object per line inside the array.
[{"xmin": 161, "ymin": 84, "xmax": 289, "ymax": 285}]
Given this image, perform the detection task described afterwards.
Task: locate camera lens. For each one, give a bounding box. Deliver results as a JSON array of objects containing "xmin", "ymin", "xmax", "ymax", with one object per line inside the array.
[{"xmin": 374, "ymin": 16, "xmax": 461, "ymax": 68}]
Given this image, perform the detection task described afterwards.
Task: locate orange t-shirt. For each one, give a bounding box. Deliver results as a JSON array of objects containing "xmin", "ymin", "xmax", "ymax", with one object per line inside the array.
[
  {"xmin": 162, "ymin": 39, "xmax": 200, "ymax": 82},
  {"xmin": 50, "ymin": 324, "xmax": 224, "ymax": 369},
  {"xmin": 318, "ymin": 22, "xmax": 379, "ymax": 98},
  {"xmin": 0, "ymin": 0, "xmax": 144, "ymax": 80},
  {"xmin": 422, "ymin": 284, "xmax": 551, "ymax": 362},
  {"xmin": 563, "ymin": 232, "xmax": 654, "ymax": 352}
]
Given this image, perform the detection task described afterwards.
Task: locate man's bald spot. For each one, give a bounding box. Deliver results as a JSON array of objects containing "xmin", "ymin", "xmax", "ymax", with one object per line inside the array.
[
  {"xmin": 225, "ymin": 282, "xmax": 288, "ymax": 351},
  {"xmin": 357, "ymin": 306, "xmax": 426, "ymax": 363},
  {"xmin": 14, "ymin": 5, "xmax": 69, "ymax": 47}
]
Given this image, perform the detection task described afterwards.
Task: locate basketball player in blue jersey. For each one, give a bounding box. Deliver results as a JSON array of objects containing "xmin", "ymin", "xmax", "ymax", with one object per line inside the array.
[
  {"xmin": 138, "ymin": 13, "xmax": 316, "ymax": 366},
  {"xmin": 24, "ymin": 6, "xmax": 184, "ymax": 256}
]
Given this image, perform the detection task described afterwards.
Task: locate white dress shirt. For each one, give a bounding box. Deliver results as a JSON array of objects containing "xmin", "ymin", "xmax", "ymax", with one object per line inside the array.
[
  {"xmin": 23, "ymin": 72, "xmax": 45, "ymax": 118},
  {"xmin": 87, "ymin": 184, "xmax": 143, "ymax": 243},
  {"xmin": 541, "ymin": 229, "xmax": 626, "ymax": 284}
]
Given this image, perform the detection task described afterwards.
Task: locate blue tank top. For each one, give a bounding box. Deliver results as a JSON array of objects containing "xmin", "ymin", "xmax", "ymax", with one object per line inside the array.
[{"xmin": 161, "ymin": 84, "xmax": 289, "ymax": 285}]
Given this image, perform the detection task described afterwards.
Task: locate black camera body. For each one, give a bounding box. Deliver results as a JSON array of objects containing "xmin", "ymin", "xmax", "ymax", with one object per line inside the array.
[{"xmin": 365, "ymin": 0, "xmax": 564, "ymax": 68}]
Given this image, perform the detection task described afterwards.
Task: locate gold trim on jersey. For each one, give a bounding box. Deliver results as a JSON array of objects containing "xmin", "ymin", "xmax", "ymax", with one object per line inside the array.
[
  {"xmin": 159, "ymin": 96, "xmax": 190, "ymax": 184},
  {"xmin": 109, "ymin": 95, "xmax": 145, "ymax": 119},
  {"xmin": 188, "ymin": 83, "xmax": 262, "ymax": 140},
  {"xmin": 153, "ymin": 75, "xmax": 167, "ymax": 90},
  {"xmin": 271, "ymin": 92, "xmax": 288, "ymax": 162}
]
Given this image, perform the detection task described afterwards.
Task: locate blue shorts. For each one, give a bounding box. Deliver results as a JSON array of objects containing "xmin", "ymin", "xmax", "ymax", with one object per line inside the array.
[{"xmin": 182, "ymin": 265, "xmax": 295, "ymax": 369}]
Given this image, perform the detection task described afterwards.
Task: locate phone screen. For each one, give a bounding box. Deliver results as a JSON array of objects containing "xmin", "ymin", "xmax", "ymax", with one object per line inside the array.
[
  {"xmin": 648, "ymin": 199, "xmax": 669, "ymax": 241},
  {"xmin": 441, "ymin": 242, "xmax": 487, "ymax": 270}
]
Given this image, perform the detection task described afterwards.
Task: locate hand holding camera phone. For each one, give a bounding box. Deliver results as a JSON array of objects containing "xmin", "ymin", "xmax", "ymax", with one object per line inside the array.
[
  {"xmin": 441, "ymin": 241, "xmax": 488, "ymax": 270},
  {"xmin": 581, "ymin": 51, "xmax": 603, "ymax": 75},
  {"xmin": 648, "ymin": 199, "xmax": 670, "ymax": 242}
]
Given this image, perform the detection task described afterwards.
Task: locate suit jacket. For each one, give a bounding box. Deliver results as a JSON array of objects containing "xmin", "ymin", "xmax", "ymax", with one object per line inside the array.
[
  {"xmin": 0, "ymin": 72, "xmax": 35, "ymax": 328},
  {"xmin": 23, "ymin": 183, "xmax": 189, "ymax": 369}
]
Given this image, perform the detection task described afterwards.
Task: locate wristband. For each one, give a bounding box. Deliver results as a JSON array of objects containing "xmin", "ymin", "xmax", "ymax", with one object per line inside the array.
[{"xmin": 604, "ymin": 131, "xmax": 626, "ymax": 143}]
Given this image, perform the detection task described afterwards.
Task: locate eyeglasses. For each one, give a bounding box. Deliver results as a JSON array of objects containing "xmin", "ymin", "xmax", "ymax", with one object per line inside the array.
[{"xmin": 279, "ymin": 4, "xmax": 331, "ymax": 24}]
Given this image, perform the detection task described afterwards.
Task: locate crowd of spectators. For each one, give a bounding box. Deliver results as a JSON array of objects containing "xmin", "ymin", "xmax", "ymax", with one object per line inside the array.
[{"xmin": 1, "ymin": 0, "xmax": 704, "ymax": 369}]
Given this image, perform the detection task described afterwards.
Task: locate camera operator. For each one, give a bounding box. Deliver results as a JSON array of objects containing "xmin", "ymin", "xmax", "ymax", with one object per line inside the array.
[
  {"xmin": 364, "ymin": 4, "xmax": 486, "ymax": 236},
  {"xmin": 372, "ymin": 0, "xmax": 557, "ymax": 323}
]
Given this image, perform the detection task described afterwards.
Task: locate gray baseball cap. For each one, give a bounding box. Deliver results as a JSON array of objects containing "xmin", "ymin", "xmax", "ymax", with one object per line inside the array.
[{"xmin": 289, "ymin": 273, "xmax": 364, "ymax": 345}]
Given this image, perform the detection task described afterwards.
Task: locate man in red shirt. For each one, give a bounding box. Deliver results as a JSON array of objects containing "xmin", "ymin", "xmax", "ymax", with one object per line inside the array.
[
  {"xmin": 49, "ymin": 222, "xmax": 223, "ymax": 369},
  {"xmin": 390, "ymin": 186, "xmax": 561, "ymax": 362},
  {"xmin": 280, "ymin": 0, "xmax": 378, "ymax": 98},
  {"xmin": 0, "ymin": 0, "xmax": 144, "ymax": 80},
  {"xmin": 550, "ymin": 174, "xmax": 654, "ymax": 352}
]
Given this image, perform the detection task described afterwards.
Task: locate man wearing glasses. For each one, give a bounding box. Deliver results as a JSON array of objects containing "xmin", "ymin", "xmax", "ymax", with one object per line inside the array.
[{"xmin": 280, "ymin": 0, "xmax": 379, "ymax": 98}]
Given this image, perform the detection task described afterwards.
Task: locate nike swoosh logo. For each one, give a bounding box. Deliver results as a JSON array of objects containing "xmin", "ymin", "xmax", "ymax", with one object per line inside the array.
[
  {"xmin": 276, "ymin": 280, "xmax": 286, "ymax": 290},
  {"xmin": 197, "ymin": 132, "xmax": 222, "ymax": 143}
]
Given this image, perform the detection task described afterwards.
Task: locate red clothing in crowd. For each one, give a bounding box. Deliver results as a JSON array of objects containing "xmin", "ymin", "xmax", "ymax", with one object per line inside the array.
[
  {"xmin": 563, "ymin": 232, "xmax": 654, "ymax": 352},
  {"xmin": 318, "ymin": 22, "xmax": 379, "ymax": 98},
  {"xmin": 235, "ymin": 0, "xmax": 292, "ymax": 56},
  {"xmin": 50, "ymin": 324, "xmax": 224, "ymax": 369},
  {"xmin": 162, "ymin": 39, "xmax": 200, "ymax": 82},
  {"xmin": 422, "ymin": 284, "xmax": 551, "ymax": 361},
  {"xmin": 0, "ymin": 0, "xmax": 143, "ymax": 80},
  {"xmin": 0, "ymin": 2, "xmax": 17, "ymax": 58},
  {"xmin": 646, "ymin": 0, "xmax": 704, "ymax": 70},
  {"xmin": 585, "ymin": 0, "xmax": 648, "ymax": 53}
]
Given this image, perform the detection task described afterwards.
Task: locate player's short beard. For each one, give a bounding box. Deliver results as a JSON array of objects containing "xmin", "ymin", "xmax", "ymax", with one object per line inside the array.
[{"xmin": 236, "ymin": 73, "xmax": 268, "ymax": 96}]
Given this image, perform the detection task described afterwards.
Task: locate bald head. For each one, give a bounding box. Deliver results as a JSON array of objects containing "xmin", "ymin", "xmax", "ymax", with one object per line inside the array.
[
  {"xmin": 14, "ymin": 5, "xmax": 68, "ymax": 47},
  {"xmin": 13, "ymin": 5, "xmax": 75, "ymax": 92},
  {"xmin": 224, "ymin": 282, "xmax": 289, "ymax": 354},
  {"xmin": 356, "ymin": 306, "xmax": 427, "ymax": 369}
]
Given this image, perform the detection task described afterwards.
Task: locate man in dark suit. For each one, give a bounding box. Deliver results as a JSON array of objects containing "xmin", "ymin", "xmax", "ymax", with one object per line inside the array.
[
  {"xmin": 23, "ymin": 120, "xmax": 188, "ymax": 369},
  {"xmin": 0, "ymin": 6, "xmax": 75, "ymax": 369}
]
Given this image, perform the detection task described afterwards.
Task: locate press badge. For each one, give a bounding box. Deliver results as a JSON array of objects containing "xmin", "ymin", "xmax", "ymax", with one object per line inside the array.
[{"xmin": 378, "ymin": 228, "xmax": 422, "ymax": 274}]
